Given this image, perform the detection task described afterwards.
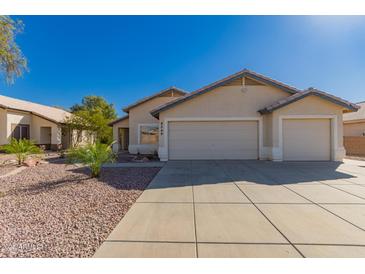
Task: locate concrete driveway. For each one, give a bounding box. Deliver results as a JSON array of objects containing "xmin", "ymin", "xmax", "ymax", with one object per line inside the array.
[{"xmin": 94, "ymin": 159, "xmax": 365, "ymax": 258}]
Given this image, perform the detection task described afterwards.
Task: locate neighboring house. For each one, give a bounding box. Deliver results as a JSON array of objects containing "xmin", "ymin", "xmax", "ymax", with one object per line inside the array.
[
  {"xmin": 111, "ymin": 69, "xmax": 359, "ymax": 161},
  {"xmin": 343, "ymin": 101, "xmax": 365, "ymax": 156},
  {"xmin": 0, "ymin": 95, "xmax": 89, "ymax": 150},
  {"xmin": 343, "ymin": 101, "xmax": 365, "ymax": 136},
  {"xmin": 109, "ymin": 87, "xmax": 187, "ymax": 154}
]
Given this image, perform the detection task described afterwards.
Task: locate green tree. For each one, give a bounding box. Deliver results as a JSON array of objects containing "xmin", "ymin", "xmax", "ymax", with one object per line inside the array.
[
  {"xmin": 0, "ymin": 16, "xmax": 27, "ymax": 84},
  {"xmin": 70, "ymin": 96, "xmax": 117, "ymax": 120},
  {"xmin": 66, "ymin": 96, "xmax": 117, "ymax": 144}
]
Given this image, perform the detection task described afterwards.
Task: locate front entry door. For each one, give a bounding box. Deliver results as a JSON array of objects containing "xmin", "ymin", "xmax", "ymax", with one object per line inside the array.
[{"xmin": 118, "ymin": 128, "xmax": 129, "ymax": 151}]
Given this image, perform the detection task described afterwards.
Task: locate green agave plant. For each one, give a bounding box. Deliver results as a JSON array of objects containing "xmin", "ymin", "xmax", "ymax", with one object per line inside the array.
[
  {"xmin": 67, "ymin": 142, "xmax": 115, "ymax": 178},
  {"xmin": 2, "ymin": 138, "xmax": 43, "ymax": 165}
]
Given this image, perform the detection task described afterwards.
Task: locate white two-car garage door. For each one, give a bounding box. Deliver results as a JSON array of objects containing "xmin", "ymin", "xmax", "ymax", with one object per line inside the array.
[
  {"xmin": 283, "ymin": 119, "xmax": 331, "ymax": 161},
  {"xmin": 168, "ymin": 120, "xmax": 258, "ymax": 160}
]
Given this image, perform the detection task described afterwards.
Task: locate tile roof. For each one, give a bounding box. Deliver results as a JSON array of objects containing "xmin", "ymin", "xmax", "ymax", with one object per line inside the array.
[
  {"xmin": 150, "ymin": 69, "xmax": 301, "ymax": 118},
  {"xmin": 0, "ymin": 94, "xmax": 71, "ymax": 123},
  {"xmin": 108, "ymin": 114, "xmax": 129, "ymax": 126},
  {"xmin": 123, "ymin": 86, "xmax": 187, "ymax": 113},
  {"xmin": 343, "ymin": 101, "xmax": 365, "ymax": 122},
  {"xmin": 258, "ymin": 88, "xmax": 360, "ymax": 114}
]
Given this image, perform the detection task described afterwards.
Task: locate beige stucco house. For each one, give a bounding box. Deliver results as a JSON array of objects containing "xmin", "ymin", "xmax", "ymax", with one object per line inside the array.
[
  {"xmin": 0, "ymin": 95, "xmax": 87, "ymax": 150},
  {"xmin": 343, "ymin": 101, "xmax": 365, "ymax": 156},
  {"xmin": 109, "ymin": 87, "xmax": 187, "ymax": 154},
  {"xmin": 111, "ymin": 69, "xmax": 359, "ymax": 161}
]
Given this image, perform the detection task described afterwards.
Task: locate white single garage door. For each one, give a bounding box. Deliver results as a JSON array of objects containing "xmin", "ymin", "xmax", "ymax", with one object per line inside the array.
[
  {"xmin": 283, "ymin": 119, "xmax": 331, "ymax": 161},
  {"xmin": 168, "ymin": 120, "xmax": 258, "ymax": 160}
]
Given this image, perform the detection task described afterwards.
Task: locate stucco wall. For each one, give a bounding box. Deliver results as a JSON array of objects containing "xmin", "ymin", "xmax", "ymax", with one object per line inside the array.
[
  {"xmin": 271, "ymin": 95, "xmax": 344, "ymax": 161},
  {"xmin": 271, "ymin": 95, "xmax": 344, "ymax": 147},
  {"xmin": 6, "ymin": 110, "xmax": 31, "ymax": 139},
  {"xmin": 158, "ymin": 84, "xmax": 290, "ymax": 149},
  {"xmin": 263, "ymin": 113, "xmax": 273, "ymax": 147},
  {"xmin": 0, "ymin": 108, "xmax": 7, "ymax": 145},
  {"xmin": 156, "ymin": 85, "xmax": 347, "ymax": 161},
  {"xmin": 128, "ymin": 96, "xmax": 183, "ymax": 154},
  {"xmin": 112, "ymin": 118, "xmax": 129, "ymax": 143},
  {"xmin": 0, "ymin": 109, "xmax": 71, "ymax": 150},
  {"xmin": 344, "ymin": 121, "xmax": 365, "ymax": 136},
  {"xmin": 0, "ymin": 110, "xmax": 61, "ymax": 146},
  {"xmin": 31, "ymin": 115, "xmax": 61, "ymax": 145}
]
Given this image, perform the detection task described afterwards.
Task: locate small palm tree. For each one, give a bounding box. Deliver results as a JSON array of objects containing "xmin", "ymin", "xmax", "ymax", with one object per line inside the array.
[
  {"xmin": 2, "ymin": 138, "xmax": 43, "ymax": 165},
  {"xmin": 67, "ymin": 142, "xmax": 115, "ymax": 178}
]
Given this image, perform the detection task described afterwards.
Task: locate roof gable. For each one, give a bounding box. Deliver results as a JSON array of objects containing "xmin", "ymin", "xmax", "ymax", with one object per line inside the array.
[
  {"xmin": 258, "ymin": 88, "xmax": 360, "ymax": 114},
  {"xmin": 0, "ymin": 95, "xmax": 71, "ymax": 123},
  {"xmin": 108, "ymin": 114, "xmax": 129, "ymax": 126},
  {"xmin": 150, "ymin": 69, "xmax": 300, "ymax": 118},
  {"xmin": 344, "ymin": 101, "xmax": 365, "ymax": 122},
  {"xmin": 123, "ymin": 87, "xmax": 187, "ymax": 113}
]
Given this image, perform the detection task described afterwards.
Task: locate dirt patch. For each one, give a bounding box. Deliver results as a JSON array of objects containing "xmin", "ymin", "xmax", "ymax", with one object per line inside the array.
[{"xmin": 0, "ymin": 161, "xmax": 160, "ymax": 257}]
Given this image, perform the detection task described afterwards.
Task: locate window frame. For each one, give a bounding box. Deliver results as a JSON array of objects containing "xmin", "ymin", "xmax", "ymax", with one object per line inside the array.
[
  {"xmin": 11, "ymin": 124, "xmax": 30, "ymax": 140},
  {"xmin": 138, "ymin": 123, "xmax": 159, "ymax": 145}
]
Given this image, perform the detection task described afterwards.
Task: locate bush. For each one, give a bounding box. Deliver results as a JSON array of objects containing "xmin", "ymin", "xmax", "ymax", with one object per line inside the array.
[
  {"xmin": 67, "ymin": 142, "xmax": 115, "ymax": 177},
  {"xmin": 2, "ymin": 138, "xmax": 43, "ymax": 165}
]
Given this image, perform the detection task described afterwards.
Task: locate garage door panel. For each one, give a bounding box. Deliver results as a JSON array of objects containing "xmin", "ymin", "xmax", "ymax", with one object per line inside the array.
[
  {"xmin": 168, "ymin": 121, "xmax": 258, "ymax": 160},
  {"xmin": 283, "ymin": 119, "xmax": 331, "ymax": 161}
]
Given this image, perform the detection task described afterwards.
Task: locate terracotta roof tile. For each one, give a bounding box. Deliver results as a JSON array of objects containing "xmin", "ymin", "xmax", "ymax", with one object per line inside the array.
[{"xmin": 344, "ymin": 101, "xmax": 365, "ymax": 121}]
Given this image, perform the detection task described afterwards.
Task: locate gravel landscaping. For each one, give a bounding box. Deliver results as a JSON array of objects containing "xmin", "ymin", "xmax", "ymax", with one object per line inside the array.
[
  {"xmin": 0, "ymin": 165, "xmax": 18, "ymax": 176},
  {"xmin": 0, "ymin": 161, "xmax": 160, "ymax": 257}
]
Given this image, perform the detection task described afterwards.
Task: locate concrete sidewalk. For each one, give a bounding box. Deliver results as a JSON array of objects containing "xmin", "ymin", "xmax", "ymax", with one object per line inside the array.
[
  {"xmin": 103, "ymin": 162, "xmax": 165, "ymax": 168},
  {"xmin": 94, "ymin": 160, "xmax": 365, "ymax": 258}
]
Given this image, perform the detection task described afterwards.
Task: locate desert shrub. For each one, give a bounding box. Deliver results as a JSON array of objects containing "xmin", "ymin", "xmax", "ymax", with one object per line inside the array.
[
  {"xmin": 2, "ymin": 138, "xmax": 43, "ymax": 165},
  {"xmin": 67, "ymin": 142, "xmax": 115, "ymax": 177}
]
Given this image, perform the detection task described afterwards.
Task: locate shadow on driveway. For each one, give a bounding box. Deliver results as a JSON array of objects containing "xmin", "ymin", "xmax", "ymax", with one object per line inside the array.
[{"xmin": 143, "ymin": 160, "xmax": 357, "ymax": 190}]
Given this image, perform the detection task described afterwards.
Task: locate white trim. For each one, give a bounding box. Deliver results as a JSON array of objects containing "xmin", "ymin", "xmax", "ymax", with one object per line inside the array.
[
  {"xmin": 278, "ymin": 115, "xmax": 338, "ymax": 161},
  {"xmin": 161, "ymin": 117, "xmax": 263, "ymax": 160},
  {"xmin": 261, "ymin": 146, "xmax": 272, "ymax": 160},
  {"xmin": 343, "ymin": 119, "xmax": 365, "ymax": 124},
  {"xmin": 137, "ymin": 123, "xmax": 159, "ymax": 145}
]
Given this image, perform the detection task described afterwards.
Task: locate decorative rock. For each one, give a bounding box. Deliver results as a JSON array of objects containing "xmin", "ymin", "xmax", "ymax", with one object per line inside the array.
[
  {"xmin": 0, "ymin": 161, "xmax": 160, "ymax": 257},
  {"xmin": 23, "ymin": 158, "xmax": 38, "ymax": 167}
]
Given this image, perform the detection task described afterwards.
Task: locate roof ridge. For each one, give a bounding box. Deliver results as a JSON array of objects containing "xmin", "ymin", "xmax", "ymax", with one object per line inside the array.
[
  {"xmin": 304, "ymin": 87, "xmax": 359, "ymax": 108},
  {"xmin": 122, "ymin": 86, "xmax": 187, "ymax": 113},
  {"xmin": 108, "ymin": 114, "xmax": 129, "ymax": 126},
  {"xmin": 0, "ymin": 94, "xmax": 70, "ymax": 114},
  {"xmin": 150, "ymin": 68, "xmax": 301, "ymax": 117},
  {"xmin": 259, "ymin": 87, "xmax": 360, "ymax": 114}
]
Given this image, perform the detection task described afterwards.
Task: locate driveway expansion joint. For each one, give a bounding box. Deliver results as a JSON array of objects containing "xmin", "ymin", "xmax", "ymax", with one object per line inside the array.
[
  {"xmin": 94, "ymin": 160, "xmax": 365, "ymax": 258},
  {"xmin": 243, "ymin": 161, "xmax": 365, "ymax": 233},
  {"xmin": 190, "ymin": 160, "xmax": 199, "ymax": 258},
  {"xmin": 214, "ymin": 160, "xmax": 306, "ymax": 258}
]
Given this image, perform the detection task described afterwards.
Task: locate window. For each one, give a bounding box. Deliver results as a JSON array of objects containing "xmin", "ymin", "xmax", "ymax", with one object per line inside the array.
[
  {"xmin": 139, "ymin": 124, "xmax": 159, "ymax": 144},
  {"xmin": 11, "ymin": 124, "xmax": 30, "ymax": 140}
]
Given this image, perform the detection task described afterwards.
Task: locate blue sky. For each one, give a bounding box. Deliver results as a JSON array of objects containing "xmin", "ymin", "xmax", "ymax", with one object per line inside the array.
[{"xmin": 1, "ymin": 16, "xmax": 365, "ymax": 115}]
